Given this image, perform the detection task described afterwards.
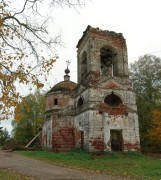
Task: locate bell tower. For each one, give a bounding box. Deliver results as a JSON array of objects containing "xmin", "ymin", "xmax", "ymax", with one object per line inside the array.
[
  {"xmin": 75, "ymin": 26, "xmax": 140, "ymax": 152},
  {"xmin": 76, "ymin": 25, "xmax": 129, "ymax": 85}
]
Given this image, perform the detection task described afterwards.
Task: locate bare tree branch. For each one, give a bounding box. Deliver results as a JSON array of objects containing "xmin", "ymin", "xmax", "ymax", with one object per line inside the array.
[
  {"xmin": 13, "ymin": 0, "xmax": 28, "ymax": 16},
  {"xmin": 0, "ymin": 0, "xmax": 86, "ymax": 119}
]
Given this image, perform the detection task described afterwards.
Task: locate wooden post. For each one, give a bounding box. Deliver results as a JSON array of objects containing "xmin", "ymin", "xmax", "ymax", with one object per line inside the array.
[{"xmin": 25, "ymin": 131, "xmax": 42, "ymax": 148}]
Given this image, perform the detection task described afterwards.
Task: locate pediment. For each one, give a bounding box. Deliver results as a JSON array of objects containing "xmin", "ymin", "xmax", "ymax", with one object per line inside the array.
[
  {"xmin": 100, "ymin": 77, "xmax": 133, "ymax": 90},
  {"xmin": 106, "ymin": 80, "xmax": 121, "ymax": 89},
  {"xmin": 100, "ymin": 79, "xmax": 121, "ymax": 89}
]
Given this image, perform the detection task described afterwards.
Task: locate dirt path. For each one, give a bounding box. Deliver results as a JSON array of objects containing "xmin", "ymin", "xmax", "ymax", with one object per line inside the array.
[{"xmin": 0, "ymin": 150, "xmax": 129, "ymax": 180}]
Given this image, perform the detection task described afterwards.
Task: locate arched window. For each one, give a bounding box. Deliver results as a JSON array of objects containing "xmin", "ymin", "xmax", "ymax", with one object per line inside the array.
[
  {"xmin": 81, "ymin": 51, "xmax": 87, "ymax": 78},
  {"xmin": 104, "ymin": 93, "xmax": 122, "ymax": 107},
  {"xmin": 54, "ymin": 98, "xmax": 58, "ymax": 106},
  {"xmin": 77, "ymin": 97, "xmax": 84, "ymax": 107},
  {"xmin": 100, "ymin": 47, "xmax": 117, "ymax": 76}
]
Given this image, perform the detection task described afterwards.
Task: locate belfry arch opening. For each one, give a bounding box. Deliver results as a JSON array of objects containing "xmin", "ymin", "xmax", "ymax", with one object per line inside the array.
[
  {"xmin": 104, "ymin": 93, "xmax": 122, "ymax": 107},
  {"xmin": 100, "ymin": 47, "xmax": 117, "ymax": 76}
]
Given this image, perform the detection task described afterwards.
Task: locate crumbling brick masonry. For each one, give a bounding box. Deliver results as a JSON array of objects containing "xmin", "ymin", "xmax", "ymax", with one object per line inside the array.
[{"xmin": 42, "ymin": 25, "xmax": 140, "ymax": 152}]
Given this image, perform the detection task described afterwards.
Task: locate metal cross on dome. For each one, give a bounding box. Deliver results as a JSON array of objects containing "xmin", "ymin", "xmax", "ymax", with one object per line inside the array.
[{"xmin": 66, "ymin": 60, "xmax": 71, "ymax": 69}]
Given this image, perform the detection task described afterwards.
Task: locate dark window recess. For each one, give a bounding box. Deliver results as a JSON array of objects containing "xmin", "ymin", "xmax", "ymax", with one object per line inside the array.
[
  {"xmin": 104, "ymin": 92, "xmax": 122, "ymax": 107},
  {"xmin": 46, "ymin": 114, "xmax": 51, "ymax": 120},
  {"xmin": 100, "ymin": 47, "xmax": 117, "ymax": 76},
  {"xmin": 78, "ymin": 97, "xmax": 83, "ymax": 107},
  {"xmin": 100, "ymin": 48, "xmax": 116, "ymax": 68},
  {"xmin": 54, "ymin": 98, "xmax": 58, "ymax": 105},
  {"xmin": 81, "ymin": 51, "xmax": 87, "ymax": 77}
]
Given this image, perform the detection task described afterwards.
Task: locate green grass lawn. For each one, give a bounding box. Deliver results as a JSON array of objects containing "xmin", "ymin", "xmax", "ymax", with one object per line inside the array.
[
  {"xmin": 0, "ymin": 169, "xmax": 32, "ymax": 180},
  {"xmin": 17, "ymin": 150, "xmax": 161, "ymax": 180}
]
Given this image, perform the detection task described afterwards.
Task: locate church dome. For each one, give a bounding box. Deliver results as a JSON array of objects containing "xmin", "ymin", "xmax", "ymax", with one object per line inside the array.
[{"xmin": 47, "ymin": 81, "xmax": 77, "ymax": 94}]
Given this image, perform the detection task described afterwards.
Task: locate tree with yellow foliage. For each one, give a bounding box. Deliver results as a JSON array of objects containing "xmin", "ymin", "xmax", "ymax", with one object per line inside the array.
[
  {"xmin": 147, "ymin": 109, "xmax": 161, "ymax": 151},
  {"xmin": 130, "ymin": 54, "xmax": 161, "ymax": 150},
  {"xmin": 0, "ymin": 0, "xmax": 85, "ymax": 119}
]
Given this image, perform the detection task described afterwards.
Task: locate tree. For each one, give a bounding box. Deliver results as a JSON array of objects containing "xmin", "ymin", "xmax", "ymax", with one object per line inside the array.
[
  {"xmin": 0, "ymin": 128, "xmax": 10, "ymax": 146},
  {"xmin": 0, "ymin": 0, "xmax": 85, "ymax": 119},
  {"xmin": 130, "ymin": 54, "xmax": 161, "ymax": 150},
  {"xmin": 130, "ymin": 54, "xmax": 161, "ymax": 102},
  {"xmin": 147, "ymin": 109, "xmax": 161, "ymax": 151},
  {"xmin": 12, "ymin": 91, "xmax": 45, "ymax": 145}
]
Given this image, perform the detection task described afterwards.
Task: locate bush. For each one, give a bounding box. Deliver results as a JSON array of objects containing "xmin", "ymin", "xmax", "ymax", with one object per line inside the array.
[{"xmin": 2, "ymin": 138, "xmax": 23, "ymax": 150}]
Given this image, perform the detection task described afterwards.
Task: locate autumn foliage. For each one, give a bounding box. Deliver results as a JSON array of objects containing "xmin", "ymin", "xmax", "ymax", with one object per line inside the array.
[
  {"xmin": 147, "ymin": 109, "xmax": 161, "ymax": 151},
  {"xmin": 0, "ymin": 0, "xmax": 58, "ymax": 119},
  {"xmin": 130, "ymin": 54, "xmax": 161, "ymax": 151}
]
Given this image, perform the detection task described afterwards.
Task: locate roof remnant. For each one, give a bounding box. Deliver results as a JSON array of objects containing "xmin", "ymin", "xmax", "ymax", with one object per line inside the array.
[{"xmin": 76, "ymin": 25, "xmax": 124, "ymax": 48}]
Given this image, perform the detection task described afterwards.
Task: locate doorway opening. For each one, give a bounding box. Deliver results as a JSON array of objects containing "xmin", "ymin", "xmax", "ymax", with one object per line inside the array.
[{"xmin": 110, "ymin": 130, "xmax": 123, "ymax": 151}]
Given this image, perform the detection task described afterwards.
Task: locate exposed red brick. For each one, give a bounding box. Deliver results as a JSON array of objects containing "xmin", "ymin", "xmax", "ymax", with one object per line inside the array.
[
  {"xmin": 90, "ymin": 29, "xmax": 125, "ymax": 48},
  {"xmin": 52, "ymin": 126, "xmax": 82, "ymax": 152},
  {"xmin": 112, "ymin": 39, "xmax": 125, "ymax": 48},
  {"xmin": 107, "ymin": 80, "xmax": 120, "ymax": 89},
  {"xmin": 42, "ymin": 134, "xmax": 46, "ymax": 145},
  {"xmin": 98, "ymin": 103, "xmax": 128, "ymax": 115},
  {"xmin": 124, "ymin": 143, "xmax": 140, "ymax": 151},
  {"xmin": 52, "ymin": 126, "xmax": 75, "ymax": 152},
  {"xmin": 88, "ymin": 71, "xmax": 100, "ymax": 86},
  {"xmin": 91, "ymin": 137, "xmax": 104, "ymax": 150}
]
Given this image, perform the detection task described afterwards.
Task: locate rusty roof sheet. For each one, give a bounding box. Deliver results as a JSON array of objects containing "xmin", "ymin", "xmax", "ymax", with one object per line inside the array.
[{"xmin": 47, "ymin": 81, "xmax": 77, "ymax": 94}]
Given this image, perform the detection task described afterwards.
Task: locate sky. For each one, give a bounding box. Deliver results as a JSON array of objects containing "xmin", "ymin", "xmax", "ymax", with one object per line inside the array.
[{"xmin": 1, "ymin": 0, "xmax": 161, "ymax": 133}]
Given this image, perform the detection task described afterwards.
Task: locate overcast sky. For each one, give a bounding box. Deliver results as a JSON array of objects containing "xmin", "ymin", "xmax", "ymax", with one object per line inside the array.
[
  {"xmin": 49, "ymin": 0, "xmax": 161, "ymax": 84},
  {"xmin": 1, "ymin": 0, "xmax": 161, "ymax": 133}
]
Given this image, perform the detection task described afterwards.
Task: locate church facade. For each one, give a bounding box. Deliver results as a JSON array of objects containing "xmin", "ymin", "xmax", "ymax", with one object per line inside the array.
[{"xmin": 42, "ymin": 26, "xmax": 140, "ymax": 152}]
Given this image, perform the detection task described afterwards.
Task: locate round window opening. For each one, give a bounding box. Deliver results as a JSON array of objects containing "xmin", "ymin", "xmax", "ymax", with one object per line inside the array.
[{"xmin": 104, "ymin": 93, "xmax": 122, "ymax": 107}]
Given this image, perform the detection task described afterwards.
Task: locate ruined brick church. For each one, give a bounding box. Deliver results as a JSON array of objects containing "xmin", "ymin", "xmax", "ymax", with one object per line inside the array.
[{"xmin": 42, "ymin": 25, "xmax": 140, "ymax": 152}]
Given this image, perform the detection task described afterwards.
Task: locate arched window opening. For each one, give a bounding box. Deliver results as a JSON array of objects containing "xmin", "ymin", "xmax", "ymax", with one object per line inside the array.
[
  {"xmin": 104, "ymin": 93, "xmax": 122, "ymax": 107},
  {"xmin": 54, "ymin": 98, "xmax": 58, "ymax": 106},
  {"xmin": 100, "ymin": 47, "xmax": 116, "ymax": 76},
  {"xmin": 81, "ymin": 51, "xmax": 87, "ymax": 78},
  {"xmin": 78, "ymin": 97, "xmax": 84, "ymax": 107}
]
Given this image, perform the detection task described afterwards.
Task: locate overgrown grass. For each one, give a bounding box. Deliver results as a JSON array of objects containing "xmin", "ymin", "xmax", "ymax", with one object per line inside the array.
[
  {"xmin": 0, "ymin": 169, "xmax": 32, "ymax": 180},
  {"xmin": 17, "ymin": 149, "xmax": 161, "ymax": 180}
]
